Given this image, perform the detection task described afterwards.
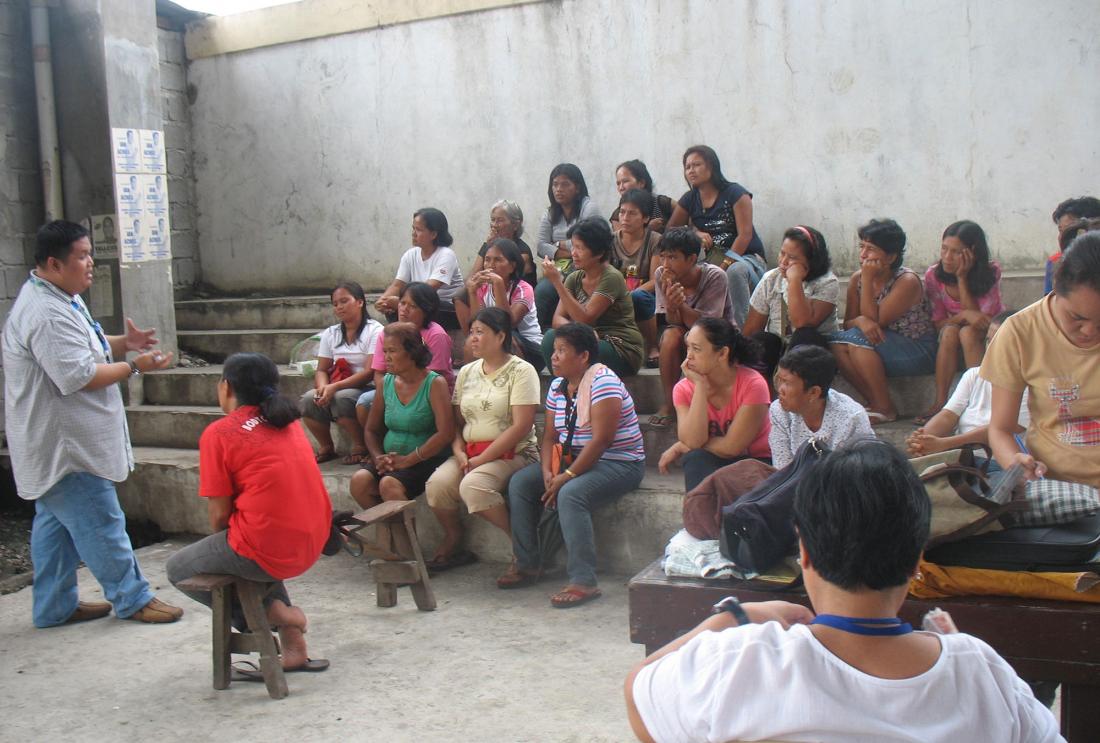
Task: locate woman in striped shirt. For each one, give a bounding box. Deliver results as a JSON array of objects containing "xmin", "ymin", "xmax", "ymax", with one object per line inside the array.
[{"xmin": 500, "ymin": 322, "xmax": 645, "ymax": 607}]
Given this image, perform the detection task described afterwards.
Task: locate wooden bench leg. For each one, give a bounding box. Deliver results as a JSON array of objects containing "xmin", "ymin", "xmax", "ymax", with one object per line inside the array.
[
  {"xmin": 211, "ymin": 585, "xmax": 232, "ymax": 690},
  {"xmin": 236, "ymin": 581, "xmax": 288, "ymax": 700},
  {"xmin": 398, "ymin": 510, "xmax": 436, "ymax": 612},
  {"xmin": 374, "ymin": 522, "xmax": 398, "ymax": 608}
]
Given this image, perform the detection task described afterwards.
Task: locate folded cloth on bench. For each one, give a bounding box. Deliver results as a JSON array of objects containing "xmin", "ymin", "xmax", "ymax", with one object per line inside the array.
[
  {"xmin": 910, "ymin": 558, "xmax": 1100, "ymax": 603},
  {"xmin": 663, "ymin": 529, "xmax": 757, "ymax": 580}
]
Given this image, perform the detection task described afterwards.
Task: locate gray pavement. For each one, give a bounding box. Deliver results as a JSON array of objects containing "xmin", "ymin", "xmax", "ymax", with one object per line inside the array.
[{"xmin": 0, "ymin": 539, "xmax": 642, "ymax": 743}]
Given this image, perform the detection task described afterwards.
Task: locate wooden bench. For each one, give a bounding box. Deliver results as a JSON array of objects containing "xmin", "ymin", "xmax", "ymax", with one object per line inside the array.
[
  {"xmin": 628, "ymin": 558, "xmax": 1100, "ymax": 742},
  {"xmin": 341, "ymin": 499, "xmax": 436, "ymax": 611},
  {"xmin": 175, "ymin": 574, "xmax": 288, "ymax": 700}
]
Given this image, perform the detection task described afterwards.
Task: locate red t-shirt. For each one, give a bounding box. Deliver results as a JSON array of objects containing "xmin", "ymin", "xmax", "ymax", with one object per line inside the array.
[
  {"xmin": 199, "ymin": 405, "xmax": 333, "ymax": 580},
  {"xmin": 672, "ymin": 367, "xmax": 772, "ymax": 459}
]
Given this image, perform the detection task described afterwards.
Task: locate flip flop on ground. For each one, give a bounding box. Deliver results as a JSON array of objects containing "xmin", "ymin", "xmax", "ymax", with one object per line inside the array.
[
  {"xmin": 314, "ymin": 450, "xmax": 337, "ymax": 464},
  {"xmin": 425, "ymin": 550, "xmax": 478, "ymax": 574},
  {"xmin": 232, "ymin": 658, "xmax": 330, "ymax": 681},
  {"xmin": 550, "ymin": 586, "xmax": 602, "ymax": 608},
  {"xmin": 496, "ymin": 565, "xmax": 541, "ymax": 589},
  {"xmin": 341, "ymin": 450, "xmax": 369, "ymax": 465},
  {"xmin": 866, "ymin": 411, "xmax": 898, "ymax": 426},
  {"xmin": 647, "ymin": 413, "xmax": 673, "ymax": 429}
]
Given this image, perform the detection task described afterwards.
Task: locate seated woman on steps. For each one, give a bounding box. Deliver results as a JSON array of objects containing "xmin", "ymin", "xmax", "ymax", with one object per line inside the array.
[
  {"xmin": 456, "ymin": 237, "xmax": 544, "ymax": 371},
  {"xmin": 741, "ymin": 225, "xmax": 838, "ymax": 386},
  {"xmin": 907, "ymin": 310, "xmax": 1028, "ymax": 471},
  {"xmin": 501, "ymin": 322, "xmax": 645, "ymax": 608},
  {"xmin": 374, "ymin": 207, "xmax": 464, "ymax": 330},
  {"xmin": 349, "ymin": 323, "xmax": 455, "ymax": 509},
  {"xmin": 608, "ymin": 159, "xmax": 675, "ymax": 233},
  {"xmin": 424, "ymin": 308, "xmax": 541, "ymax": 572},
  {"xmin": 657, "ymin": 317, "xmax": 771, "ymax": 491},
  {"xmin": 769, "ymin": 345, "xmax": 873, "ymax": 469},
  {"xmin": 830, "ymin": 218, "xmax": 937, "ymax": 425},
  {"xmin": 299, "ymin": 281, "xmax": 383, "ymax": 465},
  {"xmin": 916, "ymin": 220, "xmax": 1005, "ymax": 425},
  {"xmin": 355, "ymin": 281, "xmax": 455, "ymax": 431},
  {"xmin": 168, "ymin": 352, "xmax": 332, "ymax": 676},
  {"xmin": 541, "ymin": 216, "xmax": 645, "ymax": 378},
  {"xmin": 611, "ymin": 189, "xmax": 663, "ymax": 368}
]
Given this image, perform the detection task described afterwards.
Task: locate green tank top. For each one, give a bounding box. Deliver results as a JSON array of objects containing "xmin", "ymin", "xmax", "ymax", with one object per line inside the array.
[{"xmin": 382, "ymin": 371, "xmax": 438, "ymax": 455}]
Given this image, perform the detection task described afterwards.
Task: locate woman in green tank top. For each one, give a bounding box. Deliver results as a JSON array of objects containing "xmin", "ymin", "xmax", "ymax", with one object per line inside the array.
[{"xmin": 350, "ymin": 323, "xmax": 454, "ymax": 507}]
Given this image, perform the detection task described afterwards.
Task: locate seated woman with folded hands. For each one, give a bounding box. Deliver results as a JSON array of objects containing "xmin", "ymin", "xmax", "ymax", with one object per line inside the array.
[{"xmin": 658, "ymin": 317, "xmax": 771, "ymax": 491}]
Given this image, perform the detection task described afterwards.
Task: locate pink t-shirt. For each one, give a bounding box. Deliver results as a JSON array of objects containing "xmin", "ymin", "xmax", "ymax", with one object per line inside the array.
[
  {"xmin": 672, "ymin": 367, "xmax": 772, "ymax": 459},
  {"xmin": 371, "ymin": 321, "xmax": 455, "ymax": 392},
  {"xmin": 923, "ymin": 263, "xmax": 1005, "ymax": 324}
]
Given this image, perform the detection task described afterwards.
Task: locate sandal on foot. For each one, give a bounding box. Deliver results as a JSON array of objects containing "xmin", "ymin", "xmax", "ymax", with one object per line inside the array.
[
  {"xmin": 232, "ymin": 658, "xmax": 330, "ymax": 681},
  {"xmin": 425, "ymin": 550, "xmax": 478, "ymax": 574},
  {"xmin": 645, "ymin": 355, "xmax": 660, "ymax": 369},
  {"xmin": 550, "ymin": 586, "xmax": 602, "ymax": 608},
  {"xmin": 496, "ymin": 566, "xmax": 541, "ymax": 589},
  {"xmin": 866, "ymin": 411, "xmax": 898, "ymax": 426},
  {"xmin": 314, "ymin": 450, "xmax": 337, "ymax": 464},
  {"xmin": 912, "ymin": 412, "xmax": 936, "ymax": 426},
  {"xmin": 647, "ymin": 413, "xmax": 673, "ymax": 429},
  {"xmin": 341, "ymin": 450, "xmax": 369, "ymax": 465}
]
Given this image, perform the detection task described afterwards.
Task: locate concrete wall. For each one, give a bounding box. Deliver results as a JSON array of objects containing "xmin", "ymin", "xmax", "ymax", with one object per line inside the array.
[
  {"xmin": 187, "ymin": 0, "xmax": 1099, "ymax": 293},
  {"xmin": 0, "ymin": 0, "xmax": 42, "ymax": 320},
  {"xmin": 158, "ymin": 26, "xmax": 201, "ymax": 294}
]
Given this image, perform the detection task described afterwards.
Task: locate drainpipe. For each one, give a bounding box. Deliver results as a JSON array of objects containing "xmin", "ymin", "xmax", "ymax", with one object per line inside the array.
[{"xmin": 30, "ymin": 0, "xmax": 64, "ymax": 221}]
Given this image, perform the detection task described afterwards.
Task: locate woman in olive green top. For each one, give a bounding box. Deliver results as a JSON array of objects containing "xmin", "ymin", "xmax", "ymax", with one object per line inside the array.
[
  {"xmin": 350, "ymin": 323, "xmax": 454, "ymax": 507},
  {"xmin": 541, "ymin": 216, "xmax": 644, "ymax": 376}
]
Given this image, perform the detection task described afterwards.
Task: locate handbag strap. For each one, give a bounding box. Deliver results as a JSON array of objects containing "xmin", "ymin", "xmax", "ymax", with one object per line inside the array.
[{"xmin": 556, "ymin": 379, "xmax": 580, "ymax": 474}]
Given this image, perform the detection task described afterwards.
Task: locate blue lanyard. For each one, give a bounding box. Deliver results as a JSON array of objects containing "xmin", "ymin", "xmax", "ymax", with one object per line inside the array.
[
  {"xmin": 70, "ymin": 299, "xmax": 111, "ymax": 359},
  {"xmin": 811, "ymin": 614, "xmax": 913, "ymax": 636}
]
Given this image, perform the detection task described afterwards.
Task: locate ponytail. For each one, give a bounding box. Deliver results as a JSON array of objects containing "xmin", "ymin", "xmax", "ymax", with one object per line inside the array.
[
  {"xmin": 222, "ymin": 352, "xmax": 301, "ymax": 429},
  {"xmin": 693, "ymin": 316, "xmax": 761, "ymax": 366}
]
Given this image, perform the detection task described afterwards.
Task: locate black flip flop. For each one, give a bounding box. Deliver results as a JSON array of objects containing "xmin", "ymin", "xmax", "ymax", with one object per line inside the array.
[
  {"xmin": 425, "ymin": 550, "xmax": 478, "ymax": 574},
  {"xmin": 232, "ymin": 658, "xmax": 330, "ymax": 682}
]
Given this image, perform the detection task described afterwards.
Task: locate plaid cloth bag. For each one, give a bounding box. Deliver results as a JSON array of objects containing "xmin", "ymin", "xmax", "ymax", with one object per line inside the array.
[{"xmin": 1009, "ymin": 478, "xmax": 1100, "ymax": 527}]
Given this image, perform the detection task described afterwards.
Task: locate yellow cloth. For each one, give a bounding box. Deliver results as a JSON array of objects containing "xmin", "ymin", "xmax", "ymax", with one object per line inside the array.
[
  {"xmin": 910, "ymin": 559, "xmax": 1100, "ymax": 603},
  {"xmin": 980, "ymin": 294, "xmax": 1100, "ymax": 489},
  {"xmin": 453, "ymin": 355, "xmax": 540, "ymax": 454}
]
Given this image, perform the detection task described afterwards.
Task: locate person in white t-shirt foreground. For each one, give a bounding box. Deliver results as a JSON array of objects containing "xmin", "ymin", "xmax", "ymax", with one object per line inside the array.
[
  {"xmin": 906, "ymin": 310, "xmax": 1029, "ymax": 473},
  {"xmin": 769, "ymin": 344, "xmax": 874, "ymax": 469},
  {"xmin": 375, "ymin": 207, "xmax": 464, "ymax": 329},
  {"xmin": 626, "ymin": 439, "xmax": 1061, "ymax": 743},
  {"xmin": 299, "ymin": 281, "xmax": 383, "ymax": 465}
]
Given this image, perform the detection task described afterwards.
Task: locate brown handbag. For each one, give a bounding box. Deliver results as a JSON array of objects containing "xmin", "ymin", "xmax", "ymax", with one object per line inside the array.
[{"xmin": 682, "ymin": 458, "xmax": 777, "ymax": 540}]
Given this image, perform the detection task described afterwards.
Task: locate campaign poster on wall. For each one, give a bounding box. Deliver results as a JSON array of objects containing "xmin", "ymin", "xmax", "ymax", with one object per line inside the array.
[
  {"xmin": 111, "ymin": 128, "xmax": 142, "ymax": 173},
  {"xmin": 140, "ymin": 129, "xmax": 167, "ymax": 174},
  {"xmin": 113, "ymin": 128, "xmax": 171, "ymax": 263}
]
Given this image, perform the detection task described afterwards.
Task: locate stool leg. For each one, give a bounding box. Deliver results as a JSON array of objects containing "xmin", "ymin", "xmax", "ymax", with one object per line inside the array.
[
  {"xmin": 375, "ymin": 522, "xmax": 398, "ymax": 608},
  {"xmin": 237, "ymin": 581, "xmax": 288, "ymax": 700},
  {"xmin": 211, "ymin": 585, "xmax": 232, "ymax": 690},
  {"xmin": 399, "ymin": 510, "xmax": 436, "ymax": 611}
]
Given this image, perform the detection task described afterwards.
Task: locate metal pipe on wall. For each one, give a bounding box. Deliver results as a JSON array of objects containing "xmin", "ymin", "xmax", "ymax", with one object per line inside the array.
[{"xmin": 30, "ymin": 0, "xmax": 64, "ymax": 221}]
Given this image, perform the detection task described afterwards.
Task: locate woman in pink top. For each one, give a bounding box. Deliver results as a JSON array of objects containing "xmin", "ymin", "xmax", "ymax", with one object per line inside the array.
[
  {"xmin": 355, "ymin": 282, "xmax": 454, "ymax": 429},
  {"xmin": 918, "ymin": 221, "xmax": 1004, "ymax": 423},
  {"xmin": 658, "ymin": 317, "xmax": 771, "ymax": 490}
]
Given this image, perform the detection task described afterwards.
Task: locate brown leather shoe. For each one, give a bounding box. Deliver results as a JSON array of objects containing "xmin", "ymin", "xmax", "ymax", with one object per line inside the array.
[
  {"xmin": 126, "ymin": 597, "xmax": 184, "ymax": 624},
  {"xmin": 64, "ymin": 601, "xmax": 112, "ymax": 624}
]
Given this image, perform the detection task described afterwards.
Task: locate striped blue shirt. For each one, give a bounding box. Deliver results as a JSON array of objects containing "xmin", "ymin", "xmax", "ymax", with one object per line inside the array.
[{"xmin": 545, "ymin": 367, "xmax": 645, "ymax": 462}]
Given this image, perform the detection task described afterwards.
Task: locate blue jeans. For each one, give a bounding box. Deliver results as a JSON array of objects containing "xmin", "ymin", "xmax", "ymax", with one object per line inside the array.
[
  {"xmin": 631, "ymin": 288, "xmax": 656, "ymax": 322},
  {"xmin": 30, "ymin": 472, "xmax": 154, "ymax": 627},
  {"xmin": 507, "ymin": 458, "xmax": 645, "ymax": 586},
  {"xmin": 725, "ymin": 253, "xmax": 767, "ymax": 328},
  {"xmin": 534, "ymin": 277, "xmax": 560, "ymax": 330}
]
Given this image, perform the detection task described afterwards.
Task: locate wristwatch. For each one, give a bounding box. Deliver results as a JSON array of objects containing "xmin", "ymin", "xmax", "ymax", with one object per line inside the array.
[
  {"xmin": 128, "ymin": 360, "xmax": 140, "ymax": 377},
  {"xmin": 711, "ymin": 596, "xmax": 750, "ymax": 626}
]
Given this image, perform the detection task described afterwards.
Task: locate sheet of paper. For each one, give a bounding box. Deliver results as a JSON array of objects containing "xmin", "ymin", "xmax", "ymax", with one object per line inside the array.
[
  {"xmin": 140, "ymin": 128, "xmax": 167, "ymax": 174},
  {"xmin": 88, "ymin": 266, "xmax": 114, "ymax": 317},
  {"xmin": 111, "ymin": 127, "xmax": 142, "ymax": 173}
]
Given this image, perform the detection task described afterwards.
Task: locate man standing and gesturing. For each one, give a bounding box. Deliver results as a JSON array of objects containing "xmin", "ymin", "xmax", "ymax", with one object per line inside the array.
[{"xmin": 3, "ymin": 220, "xmax": 182, "ymax": 627}]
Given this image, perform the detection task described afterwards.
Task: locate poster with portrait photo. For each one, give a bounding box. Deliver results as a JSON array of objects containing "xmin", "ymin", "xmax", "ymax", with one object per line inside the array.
[
  {"xmin": 147, "ymin": 213, "xmax": 171, "ymax": 260},
  {"xmin": 111, "ymin": 127, "xmax": 142, "ymax": 173},
  {"xmin": 142, "ymin": 173, "xmax": 168, "ymax": 218},
  {"xmin": 140, "ymin": 129, "xmax": 167, "ymax": 174},
  {"xmin": 120, "ymin": 214, "xmax": 148, "ymax": 263},
  {"xmin": 90, "ymin": 214, "xmax": 119, "ymax": 260},
  {"xmin": 115, "ymin": 173, "xmax": 143, "ymax": 219}
]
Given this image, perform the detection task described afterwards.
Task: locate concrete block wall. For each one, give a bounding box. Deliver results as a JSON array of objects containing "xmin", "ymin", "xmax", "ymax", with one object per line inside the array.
[
  {"xmin": 157, "ymin": 26, "xmax": 200, "ymax": 296},
  {"xmin": 0, "ymin": 0, "xmax": 44, "ymax": 442}
]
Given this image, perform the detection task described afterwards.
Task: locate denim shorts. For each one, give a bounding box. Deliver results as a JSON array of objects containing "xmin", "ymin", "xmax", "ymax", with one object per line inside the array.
[
  {"xmin": 631, "ymin": 288, "xmax": 656, "ymax": 322},
  {"xmin": 830, "ymin": 327, "xmax": 937, "ymax": 377}
]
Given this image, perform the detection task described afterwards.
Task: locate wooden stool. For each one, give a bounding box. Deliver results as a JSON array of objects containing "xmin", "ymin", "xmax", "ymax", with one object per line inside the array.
[
  {"xmin": 176, "ymin": 574, "xmax": 289, "ymax": 699},
  {"xmin": 342, "ymin": 500, "xmax": 436, "ymax": 611}
]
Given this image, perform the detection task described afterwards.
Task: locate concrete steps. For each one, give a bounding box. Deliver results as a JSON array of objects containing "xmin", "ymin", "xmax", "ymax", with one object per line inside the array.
[
  {"xmin": 177, "ymin": 328, "xmax": 319, "ymax": 364},
  {"xmin": 116, "ymin": 447, "xmax": 683, "ymax": 574},
  {"xmin": 174, "ymin": 295, "xmax": 334, "ymax": 331}
]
